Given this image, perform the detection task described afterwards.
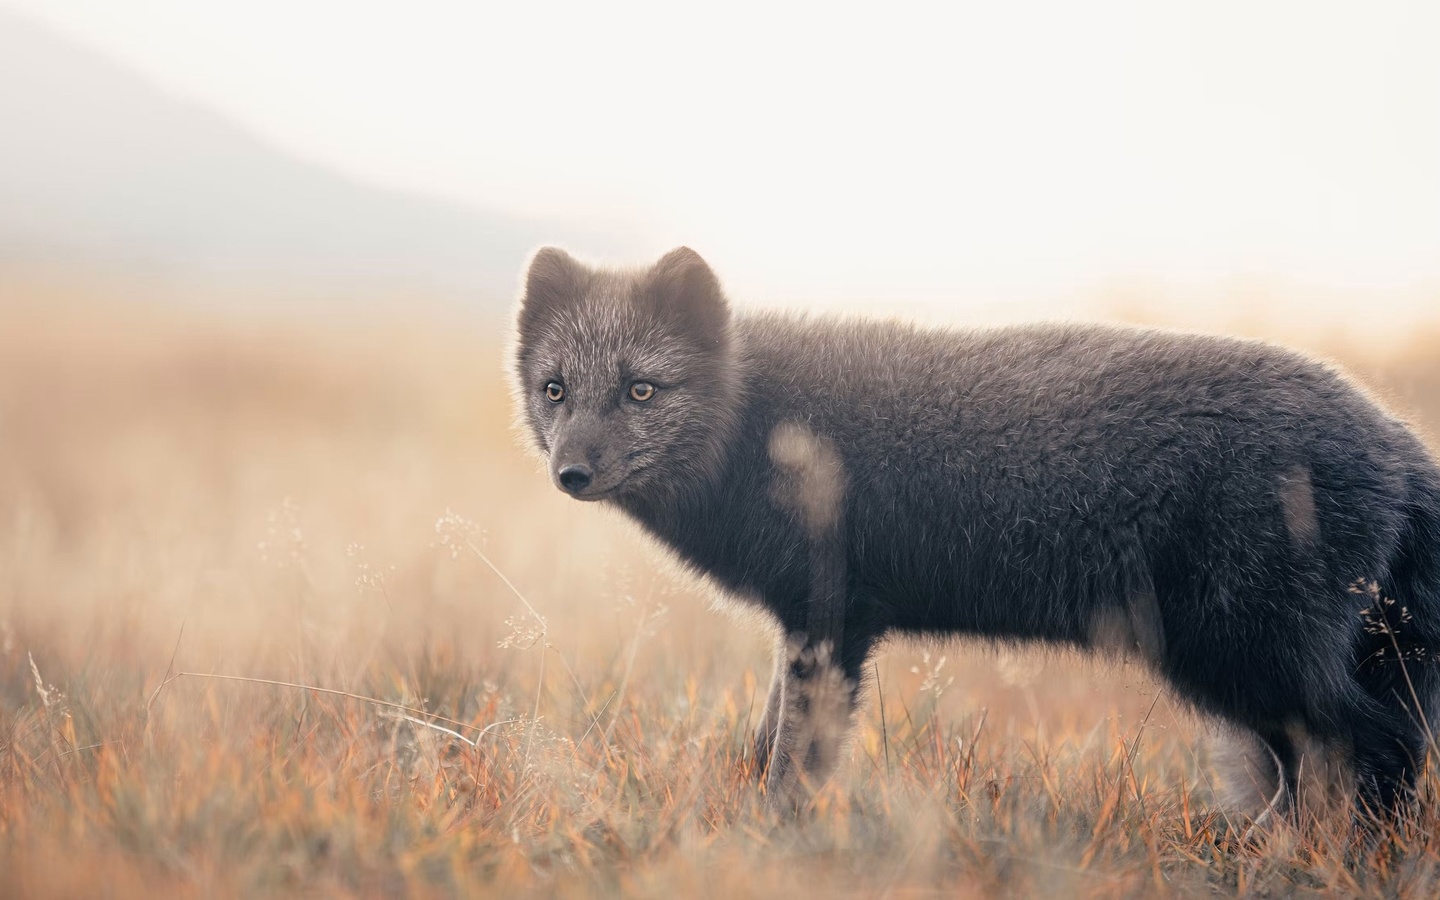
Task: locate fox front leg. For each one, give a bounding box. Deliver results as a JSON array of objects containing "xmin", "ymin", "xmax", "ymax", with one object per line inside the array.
[
  {"xmin": 762, "ymin": 423, "xmax": 859, "ymax": 811},
  {"xmin": 762, "ymin": 634, "xmax": 867, "ymax": 811}
]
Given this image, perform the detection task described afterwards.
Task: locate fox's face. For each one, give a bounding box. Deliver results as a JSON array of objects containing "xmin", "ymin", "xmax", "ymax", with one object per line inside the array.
[{"xmin": 511, "ymin": 247, "xmax": 741, "ymax": 505}]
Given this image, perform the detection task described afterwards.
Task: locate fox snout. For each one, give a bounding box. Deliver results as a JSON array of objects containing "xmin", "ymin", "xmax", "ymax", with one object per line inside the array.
[
  {"xmin": 557, "ymin": 464, "xmax": 593, "ymax": 494},
  {"xmin": 551, "ymin": 458, "xmax": 615, "ymax": 500},
  {"xmin": 551, "ymin": 455, "xmax": 601, "ymax": 499},
  {"xmin": 548, "ymin": 415, "xmax": 617, "ymax": 500},
  {"xmin": 550, "ymin": 437, "xmax": 615, "ymax": 499}
]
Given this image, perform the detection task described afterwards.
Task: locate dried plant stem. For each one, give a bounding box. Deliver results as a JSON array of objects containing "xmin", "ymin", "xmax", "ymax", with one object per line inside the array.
[
  {"xmin": 873, "ymin": 660, "xmax": 890, "ymax": 777},
  {"xmin": 605, "ymin": 588, "xmax": 655, "ymax": 743},
  {"xmin": 463, "ymin": 536, "xmax": 548, "ymax": 767},
  {"xmin": 1383, "ymin": 620, "xmax": 1435, "ymax": 747},
  {"xmin": 148, "ymin": 670, "xmax": 512, "ymax": 738},
  {"xmin": 144, "ymin": 620, "xmax": 186, "ymax": 723},
  {"xmin": 382, "ymin": 710, "xmax": 524, "ymax": 748},
  {"xmin": 463, "ymin": 537, "xmax": 546, "ymax": 626},
  {"xmin": 524, "ymin": 642, "xmax": 547, "ymax": 766}
]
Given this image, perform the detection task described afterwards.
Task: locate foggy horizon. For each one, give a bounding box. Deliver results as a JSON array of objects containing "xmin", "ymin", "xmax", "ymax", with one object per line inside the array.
[{"xmin": 2, "ymin": 0, "xmax": 1438, "ymax": 331}]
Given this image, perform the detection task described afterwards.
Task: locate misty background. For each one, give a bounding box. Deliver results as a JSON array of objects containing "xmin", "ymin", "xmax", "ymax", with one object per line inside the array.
[
  {"xmin": 2, "ymin": 1, "xmax": 1436, "ymax": 330},
  {"xmin": 4, "ymin": 6, "xmax": 1440, "ymax": 894}
]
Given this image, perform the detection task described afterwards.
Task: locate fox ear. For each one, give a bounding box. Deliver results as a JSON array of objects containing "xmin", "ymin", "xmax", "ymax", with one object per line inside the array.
[
  {"xmin": 520, "ymin": 246, "xmax": 587, "ymax": 329},
  {"xmin": 644, "ymin": 247, "xmax": 729, "ymax": 336}
]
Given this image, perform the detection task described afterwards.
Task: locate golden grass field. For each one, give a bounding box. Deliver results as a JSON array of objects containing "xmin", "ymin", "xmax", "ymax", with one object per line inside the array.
[{"xmin": 4, "ymin": 278, "xmax": 1440, "ymax": 897}]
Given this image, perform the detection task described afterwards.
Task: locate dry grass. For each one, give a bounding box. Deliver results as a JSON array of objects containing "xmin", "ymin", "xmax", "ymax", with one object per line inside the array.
[{"xmin": 4, "ymin": 284, "xmax": 1440, "ymax": 897}]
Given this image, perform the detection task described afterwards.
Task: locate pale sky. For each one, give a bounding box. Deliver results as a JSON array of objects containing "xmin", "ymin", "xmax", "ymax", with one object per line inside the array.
[{"xmin": 7, "ymin": 0, "xmax": 1439, "ymax": 324}]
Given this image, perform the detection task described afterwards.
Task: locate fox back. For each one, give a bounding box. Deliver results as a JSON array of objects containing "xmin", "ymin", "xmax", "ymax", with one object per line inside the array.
[{"xmin": 510, "ymin": 246, "xmax": 1440, "ymax": 819}]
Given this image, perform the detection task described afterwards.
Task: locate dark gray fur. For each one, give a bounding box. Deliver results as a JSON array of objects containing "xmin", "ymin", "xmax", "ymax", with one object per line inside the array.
[{"xmin": 510, "ymin": 246, "xmax": 1440, "ymax": 817}]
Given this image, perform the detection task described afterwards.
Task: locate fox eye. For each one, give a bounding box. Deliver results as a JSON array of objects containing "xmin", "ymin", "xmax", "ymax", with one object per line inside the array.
[
  {"xmin": 629, "ymin": 382, "xmax": 656, "ymax": 402},
  {"xmin": 544, "ymin": 381, "xmax": 565, "ymax": 402}
]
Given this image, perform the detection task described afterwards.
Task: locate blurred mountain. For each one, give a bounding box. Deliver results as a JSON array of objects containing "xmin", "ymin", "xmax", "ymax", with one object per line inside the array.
[{"xmin": 0, "ymin": 10, "xmax": 635, "ymax": 306}]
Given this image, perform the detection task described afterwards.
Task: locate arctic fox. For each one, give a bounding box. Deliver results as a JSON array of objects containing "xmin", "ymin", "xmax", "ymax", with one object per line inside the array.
[{"xmin": 510, "ymin": 246, "xmax": 1440, "ymax": 817}]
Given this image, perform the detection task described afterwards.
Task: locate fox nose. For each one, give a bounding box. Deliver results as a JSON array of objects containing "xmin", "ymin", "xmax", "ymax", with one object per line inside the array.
[{"xmin": 558, "ymin": 464, "xmax": 593, "ymax": 493}]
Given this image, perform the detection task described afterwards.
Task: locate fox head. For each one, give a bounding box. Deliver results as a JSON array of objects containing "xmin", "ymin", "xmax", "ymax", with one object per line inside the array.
[{"xmin": 510, "ymin": 247, "xmax": 743, "ymax": 506}]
